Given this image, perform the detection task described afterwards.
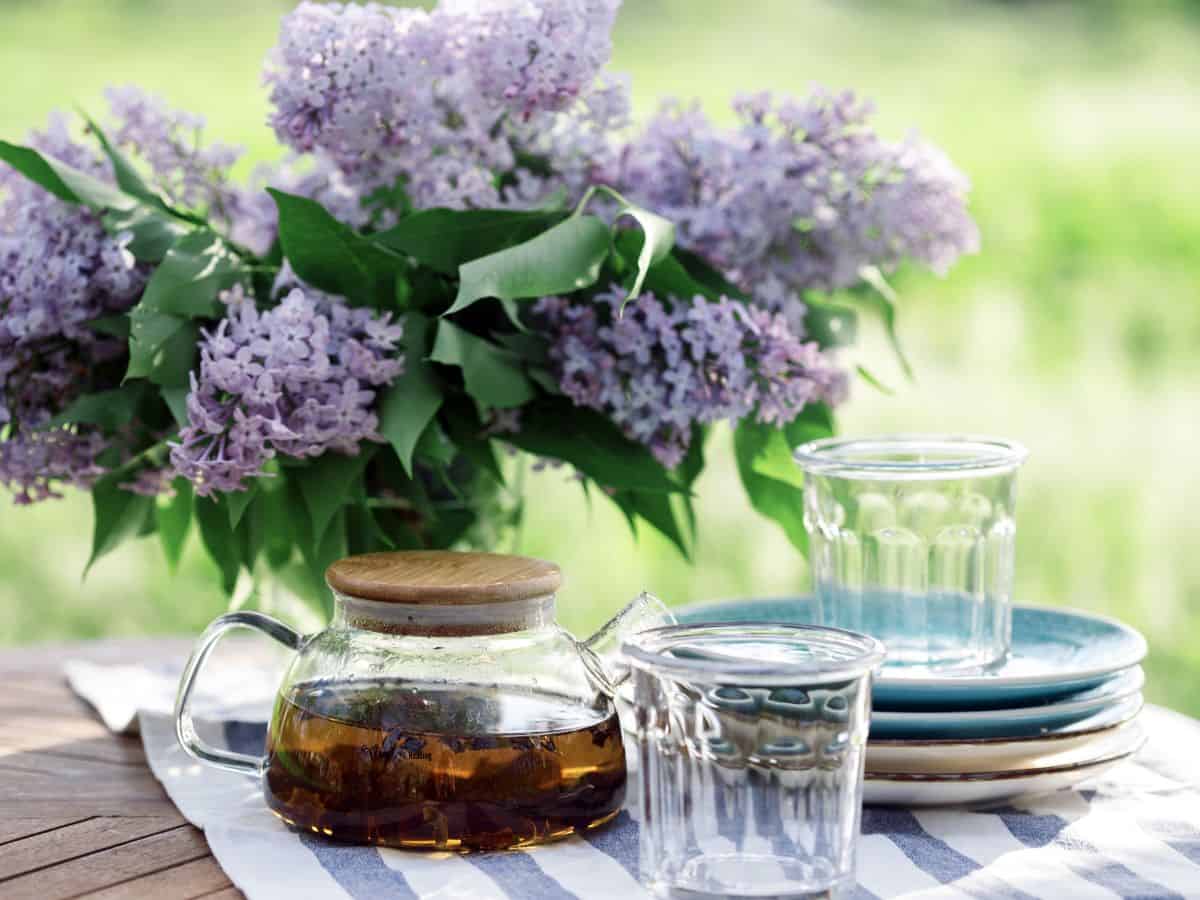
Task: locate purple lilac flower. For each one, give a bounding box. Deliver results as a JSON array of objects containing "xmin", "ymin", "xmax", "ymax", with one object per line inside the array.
[
  {"xmin": 104, "ymin": 85, "xmax": 243, "ymax": 215},
  {"xmin": 447, "ymin": 0, "xmax": 621, "ymax": 118},
  {"xmin": 617, "ymin": 89, "xmax": 979, "ymax": 300},
  {"xmin": 536, "ymin": 288, "xmax": 847, "ymax": 468},
  {"xmin": 0, "ymin": 115, "xmax": 147, "ymax": 503},
  {"xmin": 263, "ymin": 1, "xmax": 627, "ymax": 212},
  {"xmin": 169, "ymin": 285, "xmax": 405, "ymax": 495}
]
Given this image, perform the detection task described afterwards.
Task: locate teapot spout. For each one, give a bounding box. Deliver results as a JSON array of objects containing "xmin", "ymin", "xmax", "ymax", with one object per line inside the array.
[{"xmin": 580, "ymin": 591, "xmax": 676, "ymax": 696}]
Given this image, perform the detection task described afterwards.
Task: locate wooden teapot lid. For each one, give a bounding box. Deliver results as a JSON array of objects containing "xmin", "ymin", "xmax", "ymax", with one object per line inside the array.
[{"xmin": 325, "ymin": 551, "xmax": 562, "ymax": 605}]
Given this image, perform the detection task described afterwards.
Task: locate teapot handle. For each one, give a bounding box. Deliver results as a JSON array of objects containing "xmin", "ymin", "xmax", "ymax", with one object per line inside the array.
[{"xmin": 174, "ymin": 611, "xmax": 305, "ymax": 777}]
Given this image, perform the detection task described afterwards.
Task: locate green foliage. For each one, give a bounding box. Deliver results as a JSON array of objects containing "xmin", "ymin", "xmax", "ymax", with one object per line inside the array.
[
  {"xmin": 580, "ymin": 186, "xmax": 675, "ymax": 309},
  {"xmin": 269, "ymin": 188, "xmax": 400, "ymax": 308},
  {"xmin": 378, "ymin": 313, "xmax": 444, "ymax": 476},
  {"xmin": 293, "ymin": 450, "xmax": 377, "ymax": 551},
  {"xmin": 0, "ymin": 136, "xmax": 191, "ymax": 263},
  {"xmin": 431, "ymin": 320, "xmax": 535, "ymax": 409},
  {"xmin": 445, "ymin": 214, "xmax": 611, "ymax": 315},
  {"xmin": 156, "ymin": 479, "xmax": 193, "ymax": 572},
  {"xmin": 505, "ymin": 399, "xmax": 684, "ymax": 494},
  {"xmin": 733, "ymin": 404, "xmax": 835, "ymax": 553},
  {"xmin": 0, "ymin": 139, "xmax": 131, "ymax": 210},
  {"xmin": 374, "ymin": 208, "xmax": 566, "ymax": 276},
  {"xmin": 86, "ymin": 468, "xmax": 156, "ymax": 575},
  {"xmin": 137, "ymin": 229, "xmax": 243, "ymax": 318}
]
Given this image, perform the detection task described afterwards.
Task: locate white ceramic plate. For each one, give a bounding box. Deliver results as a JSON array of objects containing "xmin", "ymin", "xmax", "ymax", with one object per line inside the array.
[
  {"xmin": 863, "ymin": 721, "xmax": 1146, "ymax": 806},
  {"xmin": 866, "ymin": 712, "xmax": 1144, "ymax": 776}
]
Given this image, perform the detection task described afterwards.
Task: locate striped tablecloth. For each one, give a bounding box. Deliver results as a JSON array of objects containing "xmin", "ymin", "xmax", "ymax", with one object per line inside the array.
[{"xmin": 67, "ymin": 661, "xmax": 1200, "ymax": 899}]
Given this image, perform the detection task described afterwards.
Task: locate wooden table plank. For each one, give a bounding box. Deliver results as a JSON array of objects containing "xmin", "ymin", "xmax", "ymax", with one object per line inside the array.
[
  {"xmin": 0, "ymin": 817, "xmax": 93, "ymax": 847},
  {"xmin": 0, "ymin": 816, "xmax": 185, "ymax": 881},
  {"xmin": 78, "ymin": 855, "xmax": 234, "ymax": 900},
  {"xmin": 0, "ymin": 638, "xmax": 246, "ymax": 900},
  {"xmin": 0, "ymin": 825, "xmax": 213, "ymax": 900}
]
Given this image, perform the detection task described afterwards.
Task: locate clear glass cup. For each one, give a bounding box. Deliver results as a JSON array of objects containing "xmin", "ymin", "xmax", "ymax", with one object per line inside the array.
[
  {"xmin": 623, "ymin": 623, "xmax": 885, "ymax": 899},
  {"xmin": 794, "ymin": 435, "xmax": 1028, "ymax": 671}
]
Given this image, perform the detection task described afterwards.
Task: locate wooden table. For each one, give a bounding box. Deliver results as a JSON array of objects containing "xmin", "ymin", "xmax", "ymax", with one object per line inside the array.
[{"xmin": 0, "ymin": 638, "xmax": 243, "ymax": 900}]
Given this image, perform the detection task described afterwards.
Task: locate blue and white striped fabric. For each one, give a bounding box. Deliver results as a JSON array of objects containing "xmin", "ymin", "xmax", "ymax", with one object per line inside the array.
[{"xmin": 69, "ymin": 658, "xmax": 1200, "ymax": 900}]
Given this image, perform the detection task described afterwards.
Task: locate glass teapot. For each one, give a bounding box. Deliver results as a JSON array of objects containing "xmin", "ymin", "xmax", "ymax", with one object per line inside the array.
[{"xmin": 174, "ymin": 550, "xmax": 671, "ymax": 851}]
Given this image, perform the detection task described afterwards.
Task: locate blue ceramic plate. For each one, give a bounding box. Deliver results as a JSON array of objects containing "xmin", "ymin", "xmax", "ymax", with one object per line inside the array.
[
  {"xmin": 673, "ymin": 597, "xmax": 1147, "ymax": 709},
  {"xmin": 870, "ymin": 667, "xmax": 1143, "ymax": 739}
]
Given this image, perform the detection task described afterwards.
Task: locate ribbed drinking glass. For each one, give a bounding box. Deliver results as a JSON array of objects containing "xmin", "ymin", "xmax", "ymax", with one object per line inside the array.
[
  {"xmin": 623, "ymin": 623, "xmax": 885, "ymax": 899},
  {"xmin": 794, "ymin": 435, "xmax": 1028, "ymax": 670}
]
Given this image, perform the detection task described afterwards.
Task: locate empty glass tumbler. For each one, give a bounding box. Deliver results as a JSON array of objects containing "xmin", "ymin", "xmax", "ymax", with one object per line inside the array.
[
  {"xmin": 795, "ymin": 435, "xmax": 1028, "ymax": 670},
  {"xmin": 623, "ymin": 623, "xmax": 885, "ymax": 899}
]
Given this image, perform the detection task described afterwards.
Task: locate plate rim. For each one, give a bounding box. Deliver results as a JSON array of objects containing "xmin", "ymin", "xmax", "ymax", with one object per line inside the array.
[
  {"xmin": 878, "ymin": 603, "xmax": 1147, "ymax": 689},
  {"xmin": 871, "ymin": 667, "xmax": 1144, "ymax": 726},
  {"xmin": 864, "ymin": 731, "xmax": 1146, "ymax": 782},
  {"xmin": 867, "ymin": 696, "xmax": 1144, "ymax": 747},
  {"xmin": 674, "ymin": 598, "xmax": 1148, "ymax": 691}
]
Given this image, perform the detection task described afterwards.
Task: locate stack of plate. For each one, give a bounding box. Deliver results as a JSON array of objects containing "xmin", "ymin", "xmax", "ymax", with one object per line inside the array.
[{"xmin": 676, "ymin": 600, "xmax": 1148, "ymax": 807}]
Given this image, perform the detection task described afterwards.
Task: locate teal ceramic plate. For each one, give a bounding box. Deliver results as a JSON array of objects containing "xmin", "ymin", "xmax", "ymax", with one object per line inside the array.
[
  {"xmin": 870, "ymin": 667, "xmax": 1143, "ymax": 739},
  {"xmin": 673, "ymin": 597, "xmax": 1147, "ymax": 709}
]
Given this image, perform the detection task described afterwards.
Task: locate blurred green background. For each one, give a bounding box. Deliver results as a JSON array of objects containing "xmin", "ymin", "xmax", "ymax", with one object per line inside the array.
[{"xmin": 2, "ymin": 1, "xmax": 1198, "ymax": 713}]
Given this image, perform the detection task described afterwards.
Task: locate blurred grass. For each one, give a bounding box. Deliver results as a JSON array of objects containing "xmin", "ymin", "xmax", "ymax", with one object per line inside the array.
[{"xmin": 2, "ymin": 0, "xmax": 1198, "ymax": 714}]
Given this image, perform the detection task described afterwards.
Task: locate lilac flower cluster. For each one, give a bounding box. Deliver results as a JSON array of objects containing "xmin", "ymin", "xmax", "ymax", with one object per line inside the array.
[
  {"xmin": 263, "ymin": 1, "xmax": 626, "ymax": 212},
  {"xmin": 104, "ymin": 85, "xmax": 243, "ymax": 215},
  {"xmin": 0, "ymin": 115, "xmax": 146, "ymax": 503},
  {"xmin": 617, "ymin": 90, "xmax": 979, "ymax": 304},
  {"xmin": 536, "ymin": 288, "xmax": 847, "ymax": 467},
  {"xmin": 169, "ymin": 285, "xmax": 405, "ymax": 496},
  {"xmin": 0, "ymin": 88, "xmax": 257, "ymax": 503},
  {"xmin": 448, "ymin": 0, "xmax": 621, "ymax": 118}
]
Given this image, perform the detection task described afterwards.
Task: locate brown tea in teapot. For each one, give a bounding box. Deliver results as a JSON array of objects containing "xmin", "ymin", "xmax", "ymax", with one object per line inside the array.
[{"xmin": 263, "ymin": 678, "xmax": 626, "ymax": 850}]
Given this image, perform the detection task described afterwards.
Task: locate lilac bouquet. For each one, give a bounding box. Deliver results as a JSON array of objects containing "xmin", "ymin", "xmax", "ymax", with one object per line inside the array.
[{"xmin": 0, "ymin": 0, "xmax": 978, "ymax": 606}]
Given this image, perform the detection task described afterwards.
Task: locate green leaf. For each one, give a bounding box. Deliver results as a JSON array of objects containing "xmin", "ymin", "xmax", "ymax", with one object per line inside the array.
[
  {"xmin": 676, "ymin": 425, "xmax": 708, "ymax": 540},
  {"xmin": 414, "ymin": 420, "xmax": 457, "ymax": 467},
  {"xmin": 87, "ymin": 314, "xmax": 131, "ymax": 340},
  {"xmin": 0, "ymin": 140, "xmax": 133, "ymax": 210},
  {"xmin": 734, "ymin": 421, "xmax": 809, "ymax": 554},
  {"xmin": 442, "ymin": 403, "xmax": 505, "ymax": 484},
  {"xmin": 138, "ymin": 229, "xmax": 243, "ymax": 318},
  {"xmin": 103, "ymin": 204, "xmax": 190, "ymax": 263},
  {"xmin": 783, "ymin": 401, "xmax": 835, "ymax": 448},
  {"xmin": 81, "ymin": 114, "xmax": 162, "ymax": 208},
  {"xmin": 126, "ymin": 307, "xmax": 197, "ymax": 387},
  {"xmin": 445, "ymin": 214, "xmax": 610, "ymax": 316},
  {"xmin": 293, "ymin": 449, "xmax": 376, "ymax": 551},
  {"xmin": 612, "ymin": 489, "xmax": 691, "ymax": 559},
  {"xmin": 804, "ymin": 300, "xmax": 858, "ymax": 349},
  {"xmin": 300, "ymin": 507, "xmax": 347, "ymax": 615},
  {"xmin": 195, "ymin": 496, "xmax": 241, "ymax": 595},
  {"xmin": 226, "ymin": 482, "xmax": 260, "ymax": 530},
  {"xmin": 673, "ymin": 248, "xmax": 748, "ymax": 300},
  {"xmin": 378, "ymin": 313, "xmax": 443, "ymax": 476},
  {"xmin": 431, "ymin": 321, "xmax": 535, "ymax": 409},
  {"xmin": 260, "ymin": 481, "xmax": 298, "ymax": 571},
  {"xmin": 234, "ymin": 491, "xmax": 267, "ymax": 573},
  {"xmin": 749, "ymin": 427, "xmax": 806, "ymax": 489},
  {"xmin": 612, "ymin": 203, "xmax": 675, "ymax": 310},
  {"xmin": 161, "ymin": 386, "xmax": 190, "ymax": 429},
  {"xmin": 157, "ymin": 478, "xmax": 193, "ymax": 572},
  {"xmin": 373, "ymin": 208, "xmax": 566, "ymax": 276},
  {"xmin": 269, "ymin": 189, "xmax": 399, "ymax": 308},
  {"xmin": 504, "ymin": 400, "xmax": 683, "ymax": 494},
  {"xmin": 857, "ymin": 265, "xmax": 914, "ymax": 380},
  {"xmin": 856, "ymin": 363, "xmax": 895, "ymax": 395},
  {"xmin": 2, "ymin": 131, "xmax": 196, "ymax": 274},
  {"xmin": 49, "ymin": 383, "xmax": 149, "ymax": 430},
  {"xmin": 86, "ymin": 470, "xmax": 155, "ymax": 575}
]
